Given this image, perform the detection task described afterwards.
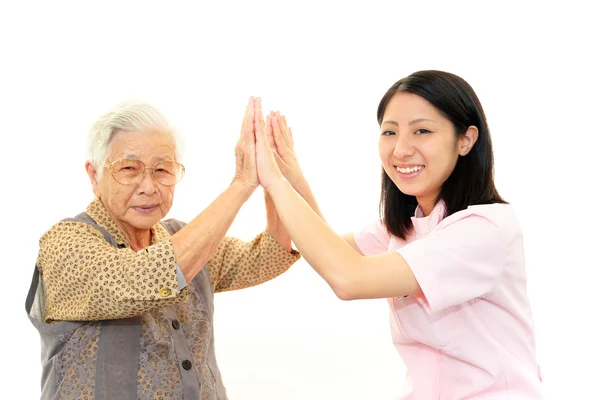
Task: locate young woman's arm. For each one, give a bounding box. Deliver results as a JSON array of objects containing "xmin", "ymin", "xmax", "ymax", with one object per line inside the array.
[
  {"xmin": 255, "ymin": 109, "xmax": 420, "ymax": 300},
  {"xmin": 266, "ymin": 178, "xmax": 420, "ymax": 300}
]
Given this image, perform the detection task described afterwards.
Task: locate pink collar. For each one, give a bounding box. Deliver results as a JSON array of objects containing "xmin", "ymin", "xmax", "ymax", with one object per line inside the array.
[{"xmin": 411, "ymin": 201, "xmax": 447, "ymax": 236}]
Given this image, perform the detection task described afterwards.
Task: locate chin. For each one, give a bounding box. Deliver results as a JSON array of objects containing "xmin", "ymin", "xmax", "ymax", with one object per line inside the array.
[
  {"xmin": 126, "ymin": 215, "xmax": 162, "ymax": 231},
  {"xmin": 392, "ymin": 181, "xmax": 426, "ymax": 197}
]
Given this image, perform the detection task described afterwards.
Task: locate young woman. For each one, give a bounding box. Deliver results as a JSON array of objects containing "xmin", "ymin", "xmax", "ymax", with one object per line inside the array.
[{"xmin": 252, "ymin": 70, "xmax": 543, "ymax": 399}]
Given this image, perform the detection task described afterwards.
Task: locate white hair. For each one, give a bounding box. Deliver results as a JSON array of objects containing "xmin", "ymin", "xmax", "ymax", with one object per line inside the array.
[{"xmin": 87, "ymin": 100, "xmax": 184, "ymax": 176}]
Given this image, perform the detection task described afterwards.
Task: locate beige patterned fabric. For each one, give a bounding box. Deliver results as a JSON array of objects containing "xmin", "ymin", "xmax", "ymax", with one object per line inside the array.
[
  {"xmin": 36, "ymin": 198, "xmax": 300, "ymax": 399},
  {"xmin": 37, "ymin": 200, "xmax": 186, "ymax": 322}
]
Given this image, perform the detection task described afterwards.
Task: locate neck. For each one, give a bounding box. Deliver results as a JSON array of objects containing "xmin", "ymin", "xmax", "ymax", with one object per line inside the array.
[
  {"xmin": 102, "ymin": 203, "xmax": 153, "ymax": 251},
  {"xmin": 416, "ymin": 195, "xmax": 437, "ymax": 217},
  {"xmin": 121, "ymin": 226, "xmax": 152, "ymax": 251}
]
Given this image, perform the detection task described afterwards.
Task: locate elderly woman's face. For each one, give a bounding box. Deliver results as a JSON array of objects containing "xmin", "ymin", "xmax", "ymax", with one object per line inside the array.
[{"xmin": 93, "ymin": 131, "xmax": 176, "ymax": 231}]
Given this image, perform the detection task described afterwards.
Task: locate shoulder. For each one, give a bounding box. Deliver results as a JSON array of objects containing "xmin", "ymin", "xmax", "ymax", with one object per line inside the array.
[
  {"xmin": 438, "ymin": 203, "xmax": 521, "ymax": 243},
  {"xmin": 37, "ymin": 220, "xmax": 111, "ymax": 271},
  {"xmin": 40, "ymin": 219, "xmax": 105, "ymax": 244}
]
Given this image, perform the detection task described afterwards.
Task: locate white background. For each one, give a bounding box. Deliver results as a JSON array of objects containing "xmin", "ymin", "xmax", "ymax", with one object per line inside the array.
[{"xmin": 1, "ymin": 1, "xmax": 598, "ymax": 399}]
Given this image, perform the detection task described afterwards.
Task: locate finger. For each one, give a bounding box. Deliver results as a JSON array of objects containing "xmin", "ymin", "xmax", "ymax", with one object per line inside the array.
[
  {"xmin": 265, "ymin": 114, "xmax": 276, "ymax": 149},
  {"xmin": 246, "ymin": 96, "xmax": 254, "ymax": 113},
  {"xmin": 288, "ymin": 126, "xmax": 295, "ymax": 147},
  {"xmin": 271, "ymin": 116, "xmax": 287, "ymax": 155},
  {"xmin": 241, "ymin": 97, "xmax": 255, "ymax": 140},
  {"xmin": 272, "ymin": 148, "xmax": 288, "ymax": 168},
  {"xmin": 242, "ymin": 96, "xmax": 254, "ymax": 126},
  {"xmin": 254, "ymin": 99, "xmax": 267, "ymax": 150},
  {"xmin": 277, "ymin": 114, "xmax": 293, "ymax": 148},
  {"xmin": 254, "ymin": 97, "xmax": 265, "ymax": 136}
]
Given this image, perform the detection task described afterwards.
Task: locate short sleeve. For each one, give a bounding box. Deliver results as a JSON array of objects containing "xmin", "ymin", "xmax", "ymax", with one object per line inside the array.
[
  {"xmin": 398, "ymin": 214, "xmax": 508, "ymax": 314},
  {"xmin": 353, "ymin": 220, "xmax": 392, "ymax": 256}
]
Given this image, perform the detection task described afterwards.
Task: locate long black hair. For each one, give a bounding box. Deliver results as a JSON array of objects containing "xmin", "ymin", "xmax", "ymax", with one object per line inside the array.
[{"xmin": 377, "ymin": 70, "xmax": 506, "ymax": 240}]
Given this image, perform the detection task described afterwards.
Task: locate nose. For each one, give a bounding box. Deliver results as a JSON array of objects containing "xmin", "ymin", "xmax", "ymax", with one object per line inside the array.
[
  {"xmin": 392, "ymin": 134, "xmax": 415, "ymax": 159},
  {"xmin": 136, "ymin": 169, "xmax": 157, "ymax": 195}
]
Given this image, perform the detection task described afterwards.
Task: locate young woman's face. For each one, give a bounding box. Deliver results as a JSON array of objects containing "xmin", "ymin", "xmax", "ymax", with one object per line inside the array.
[{"xmin": 378, "ymin": 92, "xmax": 477, "ymax": 214}]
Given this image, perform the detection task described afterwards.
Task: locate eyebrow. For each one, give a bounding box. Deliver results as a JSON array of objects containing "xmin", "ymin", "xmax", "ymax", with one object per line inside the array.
[
  {"xmin": 122, "ymin": 153, "xmax": 173, "ymax": 162},
  {"xmin": 382, "ymin": 118, "xmax": 436, "ymax": 126}
]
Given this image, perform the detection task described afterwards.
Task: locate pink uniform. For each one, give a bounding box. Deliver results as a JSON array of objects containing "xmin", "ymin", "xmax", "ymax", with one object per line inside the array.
[{"xmin": 354, "ymin": 201, "xmax": 543, "ymax": 399}]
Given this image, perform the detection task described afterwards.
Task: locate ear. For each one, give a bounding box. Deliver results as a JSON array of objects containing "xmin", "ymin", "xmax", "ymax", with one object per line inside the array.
[
  {"xmin": 458, "ymin": 126, "xmax": 479, "ymax": 156},
  {"xmin": 85, "ymin": 161, "xmax": 103, "ymax": 198}
]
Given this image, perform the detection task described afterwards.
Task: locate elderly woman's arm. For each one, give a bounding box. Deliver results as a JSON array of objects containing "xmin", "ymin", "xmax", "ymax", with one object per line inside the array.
[
  {"xmin": 206, "ymin": 190, "xmax": 300, "ymax": 292},
  {"xmin": 37, "ymin": 220, "xmax": 186, "ymax": 322},
  {"xmin": 37, "ymin": 180, "xmax": 256, "ymax": 322}
]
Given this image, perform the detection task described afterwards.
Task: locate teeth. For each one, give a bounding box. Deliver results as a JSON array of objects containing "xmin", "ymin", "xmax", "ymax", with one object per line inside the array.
[{"xmin": 396, "ymin": 166, "xmax": 423, "ymax": 174}]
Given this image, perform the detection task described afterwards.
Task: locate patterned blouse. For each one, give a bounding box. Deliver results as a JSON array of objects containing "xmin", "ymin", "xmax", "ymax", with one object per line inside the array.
[{"xmin": 35, "ymin": 198, "xmax": 300, "ymax": 399}]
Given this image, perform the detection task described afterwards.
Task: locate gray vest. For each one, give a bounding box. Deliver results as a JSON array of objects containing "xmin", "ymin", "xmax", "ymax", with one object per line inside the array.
[{"xmin": 26, "ymin": 212, "xmax": 227, "ymax": 399}]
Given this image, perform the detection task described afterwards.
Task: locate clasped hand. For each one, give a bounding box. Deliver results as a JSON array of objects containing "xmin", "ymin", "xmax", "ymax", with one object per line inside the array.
[{"xmin": 233, "ymin": 96, "xmax": 304, "ymax": 192}]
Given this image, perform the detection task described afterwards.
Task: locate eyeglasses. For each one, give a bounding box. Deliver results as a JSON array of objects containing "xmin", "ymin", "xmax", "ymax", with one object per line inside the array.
[{"xmin": 104, "ymin": 158, "xmax": 185, "ymax": 186}]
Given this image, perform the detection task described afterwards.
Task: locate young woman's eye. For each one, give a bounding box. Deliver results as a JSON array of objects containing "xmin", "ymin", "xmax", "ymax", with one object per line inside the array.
[
  {"xmin": 415, "ymin": 129, "xmax": 431, "ymax": 135},
  {"xmin": 381, "ymin": 130, "xmax": 396, "ymax": 136}
]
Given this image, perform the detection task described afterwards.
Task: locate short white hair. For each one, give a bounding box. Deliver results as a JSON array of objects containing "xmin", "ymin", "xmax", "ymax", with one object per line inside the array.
[{"xmin": 87, "ymin": 100, "xmax": 183, "ymax": 176}]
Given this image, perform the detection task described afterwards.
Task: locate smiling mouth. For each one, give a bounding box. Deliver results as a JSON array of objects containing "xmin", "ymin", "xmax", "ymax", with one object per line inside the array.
[
  {"xmin": 396, "ymin": 165, "xmax": 424, "ymax": 174},
  {"xmin": 133, "ymin": 205, "xmax": 158, "ymax": 213}
]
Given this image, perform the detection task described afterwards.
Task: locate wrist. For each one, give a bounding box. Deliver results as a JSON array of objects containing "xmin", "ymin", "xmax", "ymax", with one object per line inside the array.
[
  {"xmin": 265, "ymin": 177, "xmax": 291, "ymax": 197},
  {"xmin": 287, "ymin": 172, "xmax": 305, "ymax": 187},
  {"xmin": 290, "ymin": 175, "xmax": 311, "ymax": 195},
  {"xmin": 229, "ymin": 179, "xmax": 256, "ymax": 200}
]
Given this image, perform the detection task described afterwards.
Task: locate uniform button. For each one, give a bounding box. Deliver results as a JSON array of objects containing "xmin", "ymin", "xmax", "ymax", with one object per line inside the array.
[
  {"xmin": 182, "ymin": 360, "xmax": 192, "ymax": 370},
  {"xmin": 159, "ymin": 287, "xmax": 172, "ymax": 298},
  {"xmin": 172, "ymin": 319, "xmax": 180, "ymax": 330}
]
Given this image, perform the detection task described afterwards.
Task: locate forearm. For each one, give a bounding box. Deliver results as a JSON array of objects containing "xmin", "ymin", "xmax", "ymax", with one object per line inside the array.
[
  {"xmin": 172, "ymin": 180, "xmax": 255, "ymax": 282},
  {"xmin": 292, "ymin": 178, "xmax": 325, "ymax": 221},
  {"xmin": 267, "ymin": 179, "xmax": 359, "ymax": 294},
  {"xmin": 265, "ymin": 191, "xmax": 292, "ymax": 251}
]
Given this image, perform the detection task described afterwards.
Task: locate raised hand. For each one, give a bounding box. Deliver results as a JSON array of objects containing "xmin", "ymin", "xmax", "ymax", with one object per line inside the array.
[
  {"xmin": 265, "ymin": 111, "xmax": 305, "ymax": 187},
  {"xmin": 265, "ymin": 110, "xmax": 325, "ymax": 221},
  {"xmin": 232, "ymin": 97, "xmax": 259, "ymax": 189},
  {"xmin": 253, "ymin": 99, "xmax": 286, "ymax": 190}
]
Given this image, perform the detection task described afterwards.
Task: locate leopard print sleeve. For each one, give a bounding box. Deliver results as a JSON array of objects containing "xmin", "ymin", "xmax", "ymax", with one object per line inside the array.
[
  {"xmin": 207, "ymin": 232, "xmax": 301, "ymax": 292},
  {"xmin": 36, "ymin": 221, "xmax": 188, "ymax": 322}
]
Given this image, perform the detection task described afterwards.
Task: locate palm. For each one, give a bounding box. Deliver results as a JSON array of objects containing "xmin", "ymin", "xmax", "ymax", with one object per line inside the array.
[
  {"xmin": 253, "ymin": 102, "xmax": 284, "ymax": 189},
  {"xmin": 233, "ymin": 97, "xmax": 259, "ymax": 188},
  {"xmin": 256, "ymin": 140, "xmax": 280, "ymax": 188},
  {"xmin": 267, "ymin": 112, "xmax": 304, "ymax": 186}
]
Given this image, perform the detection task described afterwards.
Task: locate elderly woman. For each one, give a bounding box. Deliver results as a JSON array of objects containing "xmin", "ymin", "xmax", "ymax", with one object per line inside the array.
[{"xmin": 25, "ymin": 97, "xmax": 302, "ymax": 400}]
